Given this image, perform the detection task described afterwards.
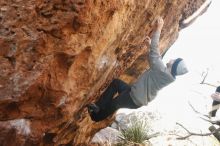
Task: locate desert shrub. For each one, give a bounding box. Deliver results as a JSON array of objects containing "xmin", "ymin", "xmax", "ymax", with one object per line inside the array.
[{"xmin": 117, "ymin": 117, "xmax": 151, "ymax": 145}]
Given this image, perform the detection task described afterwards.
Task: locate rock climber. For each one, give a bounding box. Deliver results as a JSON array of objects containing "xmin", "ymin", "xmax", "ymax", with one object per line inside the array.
[{"xmin": 88, "ymin": 17, "xmax": 188, "ymax": 122}]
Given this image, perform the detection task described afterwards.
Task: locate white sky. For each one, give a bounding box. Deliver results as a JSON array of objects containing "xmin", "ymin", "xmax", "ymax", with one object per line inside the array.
[
  {"xmin": 152, "ymin": 0, "xmax": 220, "ymax": 123},
  {"xmin": 164, "ymin": 0, "xmax": 220, "ymax": 85}
]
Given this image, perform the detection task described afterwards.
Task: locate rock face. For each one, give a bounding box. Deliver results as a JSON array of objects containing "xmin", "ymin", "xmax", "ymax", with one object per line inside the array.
[{"xmin": 0, "ymin": 0, "xmax": 208, "ymax": 145}]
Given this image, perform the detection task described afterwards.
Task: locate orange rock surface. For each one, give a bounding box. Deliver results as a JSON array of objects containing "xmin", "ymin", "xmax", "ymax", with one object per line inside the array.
[{"xmin": 0, "ymin": 0, "xmax": 208, "ymax": 145}]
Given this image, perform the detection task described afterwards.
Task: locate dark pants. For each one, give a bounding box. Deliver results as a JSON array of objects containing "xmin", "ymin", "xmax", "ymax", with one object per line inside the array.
[
  {"xmin": 210, "ymin": 100, "xmax": 220, "ymax": 117},
  {"xmin": 90, "ymin": 79, "xmax": 139, "ymax": 122}
]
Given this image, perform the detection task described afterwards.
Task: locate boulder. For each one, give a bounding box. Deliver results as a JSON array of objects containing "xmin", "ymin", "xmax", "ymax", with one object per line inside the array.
[{"xmin": 0, "ymin": 0, "xmax": 209, "ymax": 145}]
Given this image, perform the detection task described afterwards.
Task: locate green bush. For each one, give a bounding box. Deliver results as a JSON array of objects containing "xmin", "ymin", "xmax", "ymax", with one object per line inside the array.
[{"xmin": 117, "ymin": 117, "xmax": 151, "ymax": 145}]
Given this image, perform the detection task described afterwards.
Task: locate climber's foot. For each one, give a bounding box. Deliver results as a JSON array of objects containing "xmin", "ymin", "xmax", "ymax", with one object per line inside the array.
[{"xmin": 87, "ymin": 103, "xmax": 100, "ymax": 114}]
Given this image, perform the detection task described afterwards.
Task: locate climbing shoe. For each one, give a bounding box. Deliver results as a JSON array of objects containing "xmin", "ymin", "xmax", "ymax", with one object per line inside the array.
[{"xmin": 87, "ymin": 103, "xmax": 100, "ymax": 113}]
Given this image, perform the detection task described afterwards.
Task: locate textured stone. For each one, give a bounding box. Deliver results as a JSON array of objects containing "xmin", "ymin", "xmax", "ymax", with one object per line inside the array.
[
  {"xmin": 91, "ymin": 127, "xmax": 120, "ymax": 145},
  {"xmin": 0, "ymin": 0, "xmax": 208, "ymax": 145}
]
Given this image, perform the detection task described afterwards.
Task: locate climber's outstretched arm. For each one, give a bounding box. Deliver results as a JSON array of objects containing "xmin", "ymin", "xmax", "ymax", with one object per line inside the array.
[{"xmin": 149, "ymin": 17, "xmax": 166, "ymax": 71}]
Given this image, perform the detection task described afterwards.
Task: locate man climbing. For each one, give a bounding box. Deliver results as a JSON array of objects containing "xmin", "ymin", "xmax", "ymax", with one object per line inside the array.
[
  {"xmin": 209, "ymin": 86, "xmax": 220, "ymax": 117},
  {"xmin": 88, "ymin": 17, "xmax": 188, "ymax": 122}
]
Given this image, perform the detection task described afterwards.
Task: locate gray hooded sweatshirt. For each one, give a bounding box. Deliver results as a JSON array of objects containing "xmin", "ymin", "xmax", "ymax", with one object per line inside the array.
[{"xmin": 130, "ymin": 31, "xmax": 175, "ymax": 106}]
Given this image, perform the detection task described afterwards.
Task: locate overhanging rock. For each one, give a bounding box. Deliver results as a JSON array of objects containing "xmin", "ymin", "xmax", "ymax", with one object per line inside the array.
[{"xmin": 0, "ymin": 0, "xmax": 210, "ymax": 145}]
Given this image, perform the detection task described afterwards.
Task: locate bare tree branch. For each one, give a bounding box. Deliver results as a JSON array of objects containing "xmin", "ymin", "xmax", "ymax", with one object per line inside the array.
[
  {"xmin": 188, "ymin": 101, "xmax": 220, "ymax": 125},
  {"xmin": 175, "ymin": 102, "xmax": 220, "ymax": 141},
  {"xmin": 200, "ymin": 69, "xmax": 209, "ymax": 84},
  {"xmin": 188, "ymin": 101, "xmax": 209, "ymax": 118},
  {"xmin": 200, "ymin": 69, "xmax": 218, "ymax": 87},
  {"xmin": 202, "ymin": 83, "xmax": 218, "ymax": 88},
  {"xmin": 200, "ymin": 117, "xmax": 220, "ymax": 125},
  {"xmin": 176, "ymin": 122, "xmax": 220, "ymax": 140},
  {"xmin": 190, "ymin": 101, "xmax": 220, "ymax": 123}
]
